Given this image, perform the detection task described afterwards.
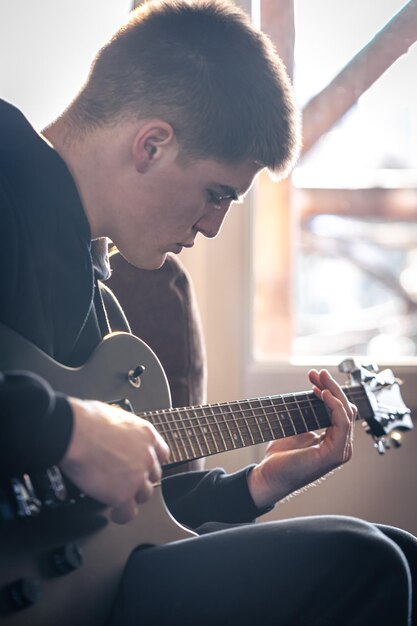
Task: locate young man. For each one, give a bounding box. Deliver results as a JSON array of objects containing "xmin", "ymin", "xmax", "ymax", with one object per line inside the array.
[{"xmin": 0, "ymin": 1, "xmax": 415, "ymax": 624}]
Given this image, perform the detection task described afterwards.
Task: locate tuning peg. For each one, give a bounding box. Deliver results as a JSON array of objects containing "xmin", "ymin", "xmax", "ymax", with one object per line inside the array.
[
  {"xmin": 390, "ymin": 431, "xmax": 403, "ymax": 448},
  {"xmin": 362, "ymin": 362, "xmax": 379, "ymax": 373},
  {"xmin": 338, "ymin": 358, "xmax": 359, "ymax": 374},
  {"xmin": 374, "ymin": 439, "xmax": 386, "ymax": 455}
]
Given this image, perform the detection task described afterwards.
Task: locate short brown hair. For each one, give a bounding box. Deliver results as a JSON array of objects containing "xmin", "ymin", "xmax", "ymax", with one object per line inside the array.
[{"xmin": 71, "ymin": 0, "xmax": 300, "ymax": 177}]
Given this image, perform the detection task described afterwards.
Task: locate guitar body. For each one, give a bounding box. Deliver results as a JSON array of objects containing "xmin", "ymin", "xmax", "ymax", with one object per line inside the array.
[
  {"xmin": 0, "ymin": 325, "xmax": 196, "ymax": 626},
  {"xmin": 0, "ymin": 324, "xmax": 172, "ymax": 413},
  {"xmin": 0, "ymin": 488, "xmax": 195, "ymax": 626},
  {"xmin": 0, "ymin": 324, "xmax": 412, "ymax": 624}
]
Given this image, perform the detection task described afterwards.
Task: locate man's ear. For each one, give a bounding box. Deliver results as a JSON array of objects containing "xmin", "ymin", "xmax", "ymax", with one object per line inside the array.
[{"xmin": 132, "ymin": 121, "xmax": 176, "ymax": 173}]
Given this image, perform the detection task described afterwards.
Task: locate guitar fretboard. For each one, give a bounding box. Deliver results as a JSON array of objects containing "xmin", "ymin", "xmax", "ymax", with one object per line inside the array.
[{"xmin": 140, "ymin": 385, "xmax": 372, "ymax": 465}]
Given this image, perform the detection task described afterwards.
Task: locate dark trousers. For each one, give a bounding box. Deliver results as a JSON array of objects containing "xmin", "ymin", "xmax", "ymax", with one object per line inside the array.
[{"xmin": 108, "ymin": 515, "xmax": 416, "ymax": 625}]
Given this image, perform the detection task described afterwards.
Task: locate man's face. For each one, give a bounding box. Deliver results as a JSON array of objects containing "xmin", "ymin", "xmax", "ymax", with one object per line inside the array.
[{"xmin": 112, "ymin": 155, "xmax": 261, "ymax": 269}]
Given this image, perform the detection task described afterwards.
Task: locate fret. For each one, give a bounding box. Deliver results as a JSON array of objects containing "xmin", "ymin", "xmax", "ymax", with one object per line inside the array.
[
  {"xmin": 283, "ymin": 396, "xmax": 298, "ymax": 434},
  {"xmin": 305, "ymin": 394, "xmax": 322, "ymax": 430},
  {"xmin": 258, "ymin": 398, "xmax": 277, "ymax": 440},
  {"xmin": 233, "ymin": 402, "xmax": 245, "ymax": 448},
  {"xmin": 234, "ymin": 401, "xmax": 254, "ymax": 446},
  {"xmin": 209, "ymin": 405, "xmax": 230, "ymax": 451},
  {"xmin": 247, "ymin": 399, "xmax": 269, "ymax": 444},
  {"xmin": 226, "ymin": 402, "xmax": 245, "ymax": 448},
  {"xmin": 307, "ymin": 393, "xmax": 331, "ymax": 430},
  {"xmin": 240, "ymin": 401, "xmax": 257, "ymax": 445},
  {"xmin": 219, "ymin": 404, "xmax": 238, "ymax": 450},
  {"xmin": 155, "ymin": 410, "xmax": 183, "ymax": 463},
  {"xmin": 181, "ymin": 408, "xmax": 205, "ymax": 459},
  {"xmin": 170, "ymin": 408, "xmax": 193, "ymax": 460},
  {"xmin": 261, "ymin": 397, "xmax": 285, "ymax": 439},
  {"xmin": 293, "ymin": 394, "xmax": 309, "ymax": 433},
  {"xmin": 189, "ymin": 406, "xmax": 211, "ymax": 456},
  {"xmin": 171, "ymin": 409, "xmax": 196, "ymax": 460},
  {"xmin": 168, "ymin": 410, "xmax": 194, "ymax": 461},
  {"xmin": 270, "ymin": 397, "xmax": 296, "ymax": 437},
  {"xmin": 200, "ymin": 407, "xmax": 221, "ymax": 454}
]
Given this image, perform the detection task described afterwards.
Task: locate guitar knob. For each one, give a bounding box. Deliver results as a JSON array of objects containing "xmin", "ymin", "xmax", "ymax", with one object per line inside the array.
[
  {"xmin": 390, "ymin": 431, "xmax": 403, "ymax": 448},
  {"xmin": 374, "ymin": 439, "xmax": 386, "ymax": 455},
  {"xmin": 6, "ymin": 577, "xmax": 41, "ymax": 610},
  {"xmin": 42, "ymin": 466, "xmax": 68, "ymax": 504},
  {"xmin": 51, "ymin": 542, "xmax": 83, "ymax": 575},
  {"xmin": 128, "ymin": 364, "xmax": 146, "ymax": 388}
]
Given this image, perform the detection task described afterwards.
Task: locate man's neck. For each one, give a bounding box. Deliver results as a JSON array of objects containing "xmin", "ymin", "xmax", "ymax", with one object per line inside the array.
[{"xmin": 42, "ymin": 118, "xmax": 108, "ymax": 240}]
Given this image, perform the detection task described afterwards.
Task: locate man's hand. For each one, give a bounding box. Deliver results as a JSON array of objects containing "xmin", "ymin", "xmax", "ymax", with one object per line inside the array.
[
  {"xmin": 247, "ymin": 369, "xmax": 356, "ymax": 509},
  {"xmin": 60, "ymin": 397, "xmax": 170, "ymax": 524}
]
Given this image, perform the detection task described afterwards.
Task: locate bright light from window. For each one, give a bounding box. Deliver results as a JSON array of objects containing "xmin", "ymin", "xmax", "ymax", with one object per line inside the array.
[
  {"xmin": 253, "ymin": 0, "xmax": 417, "ymax": 361},
  {"xmin": 0, "ymin": 1, "xmax": 132, "ymax": 129}
]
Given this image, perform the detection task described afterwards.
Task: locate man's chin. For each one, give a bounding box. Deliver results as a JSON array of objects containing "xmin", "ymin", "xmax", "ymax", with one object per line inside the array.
[
  {"xmin": 139, "ymin": 257, "xmax": 167, "ymax": 271},
  {"xmin": 119, "ymin": 250, "xmax": 167, "ymax": 271}
]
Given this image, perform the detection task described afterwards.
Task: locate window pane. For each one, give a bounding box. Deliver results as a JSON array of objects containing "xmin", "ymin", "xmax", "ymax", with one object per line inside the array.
[{"xmin": 253, "ymin": 0, "xmax": 417, "ymax": 360}]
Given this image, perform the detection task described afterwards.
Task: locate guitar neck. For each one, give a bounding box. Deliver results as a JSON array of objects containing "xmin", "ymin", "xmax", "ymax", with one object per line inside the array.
[{"xmin": 140, "ymin": 385, "xmax": 373, "ymax": 465}]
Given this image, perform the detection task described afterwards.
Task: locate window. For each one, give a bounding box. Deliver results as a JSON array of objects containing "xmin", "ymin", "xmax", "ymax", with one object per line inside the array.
[{"xmin": 252, "ymin": 0, "xmax": 417, "ymax": 360}]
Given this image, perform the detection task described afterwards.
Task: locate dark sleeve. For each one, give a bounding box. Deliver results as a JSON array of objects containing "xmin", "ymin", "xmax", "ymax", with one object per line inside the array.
[
  {"xmin": 162, "ymin": 466, "xmax": 273, "ymax": 528},
  {"xmin": 0, "ymin": 371, "xmax": 73, "ymax": 477}
]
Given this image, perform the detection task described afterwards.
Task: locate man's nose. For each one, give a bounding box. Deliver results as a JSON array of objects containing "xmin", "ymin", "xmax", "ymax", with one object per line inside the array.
[{"xmin": 195, "ymin": 206, "xmax": 230, "ymax": 239}]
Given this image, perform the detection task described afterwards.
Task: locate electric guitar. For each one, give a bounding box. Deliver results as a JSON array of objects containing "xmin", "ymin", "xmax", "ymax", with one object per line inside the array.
[{"xmin": 0, "ymin": 323, "xmax": 413, "ymax": 626}]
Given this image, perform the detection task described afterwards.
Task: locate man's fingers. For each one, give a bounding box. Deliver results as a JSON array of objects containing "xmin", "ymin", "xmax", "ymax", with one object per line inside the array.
[
  {"xmin": 320, "ymin": 388, "xmax": 354, "ymax": 463},
  {"xmin": 308, "ymin": 368, "xmax": 323, "ymax": 391},
  {"xmin": 266, "ymin": 431, "xmax": 322, "ymax": 454},
  {"xmin": 155, "ymin": 434, "xmax": 171, "ymax": 465},
  {"xmin": 135, "ymin": 477, "xmax": 154, "ymax": 504},
  {"xmin": 147, "ymin": 449, "xmax": 163, "ymax": 485},
  {"xmin": 309, "ymin": 369, "xmax": 356, "ymax": 420},
  {"xmin": 111, "ymin": 499, "xmax": 138, "ymax": 524}
]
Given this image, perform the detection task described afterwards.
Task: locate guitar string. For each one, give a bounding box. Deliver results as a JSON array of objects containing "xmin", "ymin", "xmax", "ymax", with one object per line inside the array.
[
  {"xmin": 152, "ymin": 412, "xmax": 392, "ymax": 461},
  {"xmin": 136, "ymin": 388, "xmax": 369, "ymax": 426},
  {"xmin": 147, "ymin": 410, "xmax": 375, "ymax": 439},
  {"xmin": 137, "ymin": 387, "xmax": 367, "ymax": 421},
  {"xmin": 140, "ymin": 403, "xmax": 395, "ymax": 461},
  {"xmin": 153, "ymin": 411, "xmax": 395, "ymax": 461},
  {"xmin": 139, "ymin": 403, "xmax": 374, "ymax": 440},
  {"xmin": 139, "ymin": 404, "xmax": 390, "ymax": 440},
  {"xmin": 122, "ymin": 384, "xmax": 396, "ymax": 457},
  {"xmin": 139, "ymin": 404, "xmax": 363, "ymax": 434},
  {"xmin": 137, "ymin": 405, "xmax": 371, "ymax": 437}
]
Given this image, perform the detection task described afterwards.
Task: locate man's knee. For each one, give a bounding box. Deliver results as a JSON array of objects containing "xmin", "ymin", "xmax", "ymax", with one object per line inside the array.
[{"xmin": 318, "ymin": 516, "xmax": 411, "ymax": 589}]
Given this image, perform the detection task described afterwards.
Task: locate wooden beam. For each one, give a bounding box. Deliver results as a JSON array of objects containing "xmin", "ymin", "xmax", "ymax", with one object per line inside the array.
[
  {"xmin": 295, "ymin": 187, "xmax": 417, "ymax": 223},
  {"xmin": 301, "ymin": 0, "xmax": 417, "ymax": 157},
  {"xmin": 252, "ymin": 1, "xmax": 296, "ymax": 357},
  {"xmin": 260, "ymin": 0, "xmax": 295, "ymax": 76}
]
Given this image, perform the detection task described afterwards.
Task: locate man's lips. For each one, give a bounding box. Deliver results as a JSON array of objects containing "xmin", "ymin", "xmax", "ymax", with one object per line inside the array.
[{"xmin": 168, "ymin": 242, "xmax": 194, "ymax": 254}]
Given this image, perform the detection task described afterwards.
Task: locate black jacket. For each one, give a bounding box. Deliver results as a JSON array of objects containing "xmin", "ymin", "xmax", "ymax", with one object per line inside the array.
[{"xmin": 0, "ymin": 100, "xmax": 269, "ymax": 527}]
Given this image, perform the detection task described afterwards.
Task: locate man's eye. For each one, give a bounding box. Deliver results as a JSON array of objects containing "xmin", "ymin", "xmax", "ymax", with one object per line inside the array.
[
  {"xmin": 207, "ymin": 190, "xmax": 239, "ymax": 208},
  {"xmin": 207, "ymin": 190, "xmax": 222, "ymax": 207}
]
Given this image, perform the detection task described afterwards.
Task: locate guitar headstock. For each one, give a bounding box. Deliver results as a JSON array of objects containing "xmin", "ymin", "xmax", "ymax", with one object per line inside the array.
[{"xmin": 339, "ymin": 358, "xmax": 413, "ymax": 454}]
